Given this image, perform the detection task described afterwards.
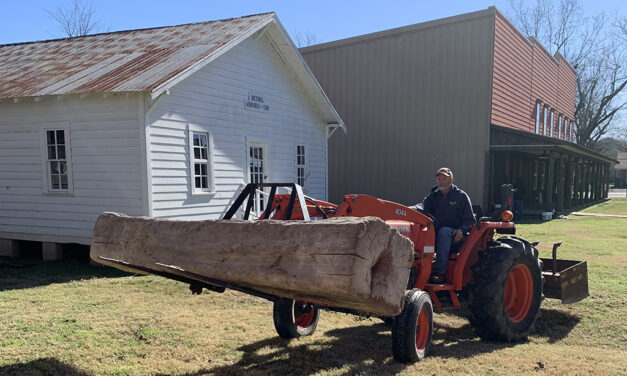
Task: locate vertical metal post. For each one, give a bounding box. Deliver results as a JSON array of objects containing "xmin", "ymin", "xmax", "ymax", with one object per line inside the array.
[
  {"xmin": 552, "ymin": 242, "xmax": 562, "ymax": 275},
  {"xmin": 546, "ymin": 157, "xmax": 555, "ymax": 211}
]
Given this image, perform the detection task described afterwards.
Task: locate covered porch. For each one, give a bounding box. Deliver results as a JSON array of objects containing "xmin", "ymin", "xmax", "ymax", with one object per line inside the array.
[{"xmin": 488, "ymin": 126, "xmax": 616, "ymax": 215}]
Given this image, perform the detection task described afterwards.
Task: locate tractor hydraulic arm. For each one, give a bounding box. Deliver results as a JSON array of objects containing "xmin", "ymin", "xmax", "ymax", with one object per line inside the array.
[{"xmin": 334, "ymin": 194, "xmax": 434, "ymax": 228}]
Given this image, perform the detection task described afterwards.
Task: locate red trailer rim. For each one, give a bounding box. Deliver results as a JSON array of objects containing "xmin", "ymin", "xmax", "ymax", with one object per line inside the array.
[
  {"xmin": 415, "ymin": 307, "xmax": 429, "ymax": 352},
  {"xmin": 294, "ymin": 301, "xmax": 315, "ymax": 329},
  {"xmin": 504, "ymin": 264, "xmax": 533, "ymax": 323}
]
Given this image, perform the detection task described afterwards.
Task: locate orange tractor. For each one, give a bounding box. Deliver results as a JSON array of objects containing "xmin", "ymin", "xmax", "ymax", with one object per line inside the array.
[
  {"xmin": 219, "ymin": 183, "xmax": 588, "ymax": 363},
  {"xmin": 102, "ymin": 182, "xmax": 588, "ymax": 363}
]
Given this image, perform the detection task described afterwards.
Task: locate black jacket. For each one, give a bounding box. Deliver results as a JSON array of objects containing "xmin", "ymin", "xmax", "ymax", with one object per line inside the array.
[{"xmin": 420, "ymin": 184, "xmax": 475, "ymax": 234}]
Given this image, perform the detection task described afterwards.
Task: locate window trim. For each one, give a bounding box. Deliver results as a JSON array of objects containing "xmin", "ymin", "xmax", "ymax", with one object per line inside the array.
[
  {"xmin": 549, "ymin": 109, "xmax": 555, "ymax": 137},
  {"xmin": 246, "ymin": 140, "xmax": 270, "ymax": 215},
  {"xmin": 535, "ymin": 101, "xmax": 541, "ymax": 134},
  {"xmin": 295, "ymin": 143, "xmax": 307, "ymax": 190},
  {"xmin": 247, "ymin": 141, "xmax": 270, "ymax": 185},
  {"xmin": 39, "ymin": 122, "xmax": 74, "ymax": 194},
  {"xmin": 543, "ymin": 105, "xmax": 549, "ymax": 136},
  {"xmin": 557, "ymin": 114, "xmax": 563, "ymax": 139},
  {"xmin": 564, "ymin": 118, "xmax": 570, "ymax": 142},
  {"xmin": 187, "ymin": 125, "xmax": 215, "ymax": 196}
]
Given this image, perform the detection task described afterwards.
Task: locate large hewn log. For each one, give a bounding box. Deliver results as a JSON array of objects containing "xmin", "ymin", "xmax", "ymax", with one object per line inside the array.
[{"xmin": 91, "ymin": 212, "xmax": 414, "ymax": 316}]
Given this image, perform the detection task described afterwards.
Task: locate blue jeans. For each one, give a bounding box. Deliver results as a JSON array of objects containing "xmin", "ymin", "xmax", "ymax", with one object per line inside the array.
[
  {"xmin": 434, "ymin": 227, "xmax": 458, "ymax": 274},
  {"xmin": 513, "ymin": 199, "xmax": 524, "ymax": 221}
]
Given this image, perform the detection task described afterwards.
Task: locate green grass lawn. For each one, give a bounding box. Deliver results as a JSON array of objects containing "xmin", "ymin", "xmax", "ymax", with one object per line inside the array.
[
  {"xmin": 1, "ymin": 200, "xmax": 626, "ymax": 375},
  {"xmin": 578, "ymin": 197, "xmax": 627, "ymax": 215}
]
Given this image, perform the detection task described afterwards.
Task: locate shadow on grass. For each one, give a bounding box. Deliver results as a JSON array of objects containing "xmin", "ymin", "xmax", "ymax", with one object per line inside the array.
[
  {"xmin": 532, "ymin": 307, "xmax": 581, "ymax": 343},
  {"xmin": 429, "ymin": 321, "xmax": 517, "ymax": 359},
  {"xmin": 0, "ymin": 258, "xmax": 131, "ymax": 292},
  {"xmin": 157, "ymin": 321, "xmax": 517, "ymax": 376},
  {"xmin": 0, "ymin": 358, "xmax": 89, "ymax": 376}
]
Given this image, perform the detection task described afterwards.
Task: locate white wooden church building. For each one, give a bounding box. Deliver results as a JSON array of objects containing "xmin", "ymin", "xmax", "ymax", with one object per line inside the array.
[{"xmin": 0, "ymin": 13, "xmax": 344, "ymax": 254}]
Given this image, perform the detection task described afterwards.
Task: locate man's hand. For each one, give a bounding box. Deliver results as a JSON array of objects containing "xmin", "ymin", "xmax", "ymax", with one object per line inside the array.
[{"xmin": 453, "ymin": 229, "xmax": 463, "ymax": 243}]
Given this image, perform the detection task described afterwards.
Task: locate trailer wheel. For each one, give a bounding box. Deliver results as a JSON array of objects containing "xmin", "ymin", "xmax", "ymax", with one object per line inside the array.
[
  {"xmin": 392, "ymin": 289, "xmax": 433, "ymax": 363},
  {"xmin": 467, "ymin": 237, "xmax": 543, "ymax": 342},
  {"xmin": 273, "ymin": 298, "xmax": 319, "ymax": 339}
]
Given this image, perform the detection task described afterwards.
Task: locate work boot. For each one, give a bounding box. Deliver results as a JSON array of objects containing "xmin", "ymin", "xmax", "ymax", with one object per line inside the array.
[{"xmin": 429, "ymin": 271, "xmax": 445, "ymax": 284}]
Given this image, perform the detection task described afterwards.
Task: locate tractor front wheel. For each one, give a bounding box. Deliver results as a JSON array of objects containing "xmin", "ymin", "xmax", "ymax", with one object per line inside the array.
[
  {"xmin": 467, "ymin": 236, "xmax": 543, "ymax": 342},
  {"xmin": 392, "ymin": 289, "xmax": 433, "ymax": 363},
  {"xmin": 273, "ymin": 298, "xmax": 319, "ymax": 339}
]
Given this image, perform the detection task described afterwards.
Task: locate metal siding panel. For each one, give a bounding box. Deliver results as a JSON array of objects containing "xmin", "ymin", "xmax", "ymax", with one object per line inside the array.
[
  {"xmin": 491, "ymin": 13, "xmax": 534, "ymax": 133},
  {"xmin": 303, "ymin": 14, "xmax": 494, "ymax": 206},
  {"xmin": 491, "ymin": 12, "xmax": 576, "ymax": 142}
]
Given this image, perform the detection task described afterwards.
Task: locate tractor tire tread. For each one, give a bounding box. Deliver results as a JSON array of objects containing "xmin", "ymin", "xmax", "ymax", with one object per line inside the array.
[
  {"xmin": 392, "ymin": 289, "xmax": 433, "ymax": 363},
  {"xmin": 467, "ymin": 236, "xmax": 544, "ymax": 342},
  {"xmin": 273, "ymin": 298, "xmax": 319, "ymax": 339}
]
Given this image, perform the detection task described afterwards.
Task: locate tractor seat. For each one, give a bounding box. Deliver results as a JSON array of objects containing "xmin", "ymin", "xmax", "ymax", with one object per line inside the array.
[{"xmin": 472, "ymin": 205, "xmax": 484, "ymax": 221}]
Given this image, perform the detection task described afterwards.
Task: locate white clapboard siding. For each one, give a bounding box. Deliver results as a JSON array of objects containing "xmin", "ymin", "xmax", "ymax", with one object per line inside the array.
[
  {"xmin": 0, "ymin": 94, "xmax": 143, "ymax": 244},
  {"xmin": 147, "ymin": 34, "xmax": 328, "ymax": 220}
]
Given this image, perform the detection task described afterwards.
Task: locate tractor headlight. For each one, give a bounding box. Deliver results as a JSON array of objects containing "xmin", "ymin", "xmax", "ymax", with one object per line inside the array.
[{"xmin": 501, "ymin": 210, "xmax": 514, "ymax": 222}]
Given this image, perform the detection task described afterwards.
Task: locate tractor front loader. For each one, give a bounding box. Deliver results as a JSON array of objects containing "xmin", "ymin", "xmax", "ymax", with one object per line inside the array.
[{"xmin": 91, "ymin": 183, "xmax": 588, "ymax": 363}]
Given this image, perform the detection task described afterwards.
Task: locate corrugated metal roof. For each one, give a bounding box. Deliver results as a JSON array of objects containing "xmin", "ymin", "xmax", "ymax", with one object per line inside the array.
[{"xmin": 0, "ymin": 13, "xmax": 275, "ymax": 98}]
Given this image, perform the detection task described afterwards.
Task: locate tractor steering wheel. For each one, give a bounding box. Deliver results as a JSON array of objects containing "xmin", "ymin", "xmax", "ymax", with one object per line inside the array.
[{"xmin": 412, "ymin": 204, "xmax": 437, "ymax": 227}]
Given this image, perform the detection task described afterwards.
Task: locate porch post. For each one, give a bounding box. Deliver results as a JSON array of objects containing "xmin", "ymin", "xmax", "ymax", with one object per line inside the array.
[
  {"xmin": 565, "ymin": 157, "xmax": 574, "ymax": 209},
  {"xmin": 488, "ymin": 151, "xmax": 495, "ymax": 208},
  {"xmin": 557, "ymin": 155, "xmax": 565, "ymax": 212},
  {"xmin": 583, "ymin": 161, "xmax": 589, "ymax": 202},
  {"xmin": 591, "ymin": 163, "xmax": 596, "ymax": 201},
  {"xmin": 595, "ymin": 163, "xmax": 603, "ymax": 200},
  {"xmin": 546, "ymin": 157, "xmax": 555, "ymax": 211},
  {"xmin": 591, "ymin": 164, "xmax": 597, "ymax": 201},
  {"xmin": 604, "ymin": 165, "xmax": 610, "ymax": 197},
  {"xmin": 600, "ymin": 164, "xmax": 604, "ymax": 198},
  {"xmin": 576, "ymin": 159, "xmax": 583, "ymax": 206}
]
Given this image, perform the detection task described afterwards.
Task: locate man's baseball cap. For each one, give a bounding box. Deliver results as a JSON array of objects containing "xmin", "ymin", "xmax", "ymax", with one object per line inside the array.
[{"xmin": 435, "ymin": 167, "xmax": 453, "ymax": 178}]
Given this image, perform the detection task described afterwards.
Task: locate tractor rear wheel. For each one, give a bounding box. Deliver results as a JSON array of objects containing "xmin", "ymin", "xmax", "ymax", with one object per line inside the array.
[
  {"xmin": 392, "ymin": 289, "xmax": 433, "ymax": 363},
  {"xmin": 273, "ymin": 298, "xmax": 319, "ymax": 339},
  {"xmin": 467, "ymin": 236, "xmax": 543, "ymax": 342}
]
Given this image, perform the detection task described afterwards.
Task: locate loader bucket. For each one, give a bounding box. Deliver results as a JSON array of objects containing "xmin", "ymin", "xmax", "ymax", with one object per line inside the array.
[{"xmin": 540, "ymin": 243, "xmax": 589, "ymax": 304}]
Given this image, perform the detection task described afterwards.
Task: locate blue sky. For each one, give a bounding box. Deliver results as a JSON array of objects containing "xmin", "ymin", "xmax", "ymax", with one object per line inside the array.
[{"xmin": 1, "ymin": 0, "xmax": 625, "ymax": 45}]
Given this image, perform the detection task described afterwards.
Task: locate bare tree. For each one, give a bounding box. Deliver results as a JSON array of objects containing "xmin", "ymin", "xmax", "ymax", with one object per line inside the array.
[
  {"xmin": 293, "ymin": 31, "xmax": 320, "ymax": 48},
  {"xmin": 46, "ymin": 0, "xmax": 104, "ymax": 37},
  {"xmin": 507, "ymin": 0, "xmax": 627, "ymax": 147},
  {"xmin": 618, "ymin": 16, "xmax": 627, "ymax": 37}
]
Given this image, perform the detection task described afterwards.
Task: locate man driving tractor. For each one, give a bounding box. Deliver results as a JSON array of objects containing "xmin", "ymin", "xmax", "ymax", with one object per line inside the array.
[{"xmin": 416, "ymin": 167, "xmax": 475, "ymax": 284}]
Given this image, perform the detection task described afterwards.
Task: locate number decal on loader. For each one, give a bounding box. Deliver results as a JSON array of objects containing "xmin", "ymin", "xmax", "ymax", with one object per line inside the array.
[{"xmin": 395, "ymin": 209, "xmax": 407, "ymax": 216}]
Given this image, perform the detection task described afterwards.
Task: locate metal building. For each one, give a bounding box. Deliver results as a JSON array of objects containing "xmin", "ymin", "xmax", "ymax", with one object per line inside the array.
[{"xmin": 301, "ymin": 7, "xmax": 615, "ymax": 214}]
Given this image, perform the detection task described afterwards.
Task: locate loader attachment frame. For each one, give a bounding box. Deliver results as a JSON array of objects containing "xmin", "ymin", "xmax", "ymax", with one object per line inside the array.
[
  {"xmin": 96, "ymin": 256, "xmax": 280, "ymax": 300},
  {"xmin": 540, "ymin": 242, "xmax": 589, "ymax": 304},
  {"xmin": 222, "ymin": 183, "xmax": 310, "ymax": 220}
]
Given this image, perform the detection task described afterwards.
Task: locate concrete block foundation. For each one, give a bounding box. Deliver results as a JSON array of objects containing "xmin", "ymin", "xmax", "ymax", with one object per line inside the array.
[
  {"xmin": 0, "ymin": 239, "xmax": 20, "ymax": 258},
  {"xmin": 42, "ymin": 242, "xmax": 63, "ymax": 261}
]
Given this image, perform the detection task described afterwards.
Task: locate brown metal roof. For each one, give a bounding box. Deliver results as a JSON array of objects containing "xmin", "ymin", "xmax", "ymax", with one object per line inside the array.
[{"xmin": 0, "ymin": 13, "xmax": 275, "ymax": 99}]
